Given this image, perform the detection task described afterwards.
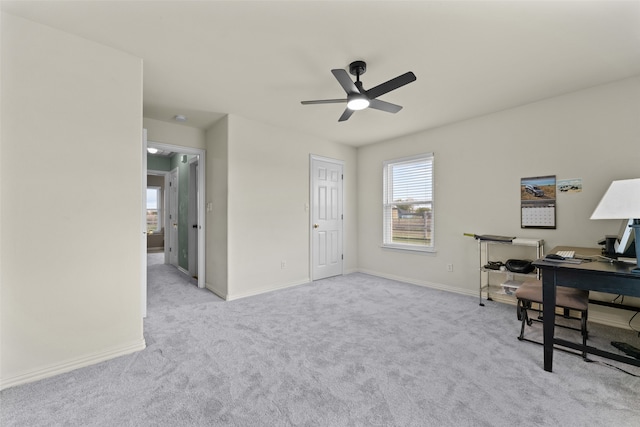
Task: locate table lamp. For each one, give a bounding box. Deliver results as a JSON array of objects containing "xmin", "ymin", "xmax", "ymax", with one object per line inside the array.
[{"xmin": 590, "ymin": 178, "xmax": 640, "ymax": 273}]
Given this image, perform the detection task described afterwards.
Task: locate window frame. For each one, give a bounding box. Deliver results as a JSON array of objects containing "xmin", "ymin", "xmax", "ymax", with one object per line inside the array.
[
  {"xmin": 382, "ymin": 153, "xmax": 435, "ymax": 253},
  {"xmin": 146, "ymin": 186, "xmax": 163, "ymax": 233}
]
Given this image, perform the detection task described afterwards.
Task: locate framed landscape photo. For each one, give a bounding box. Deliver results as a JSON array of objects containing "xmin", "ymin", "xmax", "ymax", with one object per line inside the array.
[{"xmin": 521, "ymin": 175, "xmax": 556, "ymax": 229}]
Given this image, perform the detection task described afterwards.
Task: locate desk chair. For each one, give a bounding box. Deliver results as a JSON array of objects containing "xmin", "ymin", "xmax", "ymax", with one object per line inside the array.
[{"xmin": 516, "ymin": 280, "xmax": 589, "ymax": 358}]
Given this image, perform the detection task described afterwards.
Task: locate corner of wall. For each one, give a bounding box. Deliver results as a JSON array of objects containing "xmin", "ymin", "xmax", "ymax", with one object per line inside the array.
[{"xmin": 205, "ymin": 117, "xmax": 229, "ymax": 297}]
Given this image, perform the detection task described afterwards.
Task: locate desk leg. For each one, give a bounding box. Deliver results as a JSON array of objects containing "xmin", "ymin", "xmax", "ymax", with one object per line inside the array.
[{"xmin": 542, "ymin": 271, "xmax": 556, "ymax": 372}]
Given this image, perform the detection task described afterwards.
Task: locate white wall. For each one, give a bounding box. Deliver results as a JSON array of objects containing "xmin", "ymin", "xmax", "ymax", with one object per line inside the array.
[
  {"xmin": 144, "ymin": 117, "xmax": 205, "ymax": 150},
  {"xmin": 221, "ymin": 115, "xmax": 357, "ymax": 300},
  {"xmin": 205, "ymin": 116, "xmax": 229, "ymax": 297},
  {"xmin": 357, "ymin": 76, "xmax": 640, "ymax": 327},
  {"xmin": 0, "ymin": 13, "xmax": 145, "ymax": 389}
]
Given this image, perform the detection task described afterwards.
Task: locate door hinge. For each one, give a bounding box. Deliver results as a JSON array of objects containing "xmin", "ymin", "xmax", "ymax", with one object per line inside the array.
[
  {"xmin": 341, "ymin": 254, "xmax": 344, "ymax": 260},
  {"xmin": 341, "ymin": 174, "xmax": 344, "ymax": 180},
  {"xmin": 341, "ymin": 214, "xmax": 343, "ymax": 220}
]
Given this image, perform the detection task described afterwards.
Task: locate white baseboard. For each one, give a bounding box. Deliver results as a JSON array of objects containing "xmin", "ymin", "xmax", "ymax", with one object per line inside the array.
[
  {"xmin": 588, "ymin": 306, "xmax": 638, "ymax": 330},
  {"xmin": 0, "ymin": 339, "xmax": 146, "ymax": 391},
  {"xmin": 225, "ymin": 278, "xmax": 311, "ymax": 301},
  {"xmin": 206, "ymin": 282, "xmax": 227, "ymax": 300},
  {"xmin": 357, "ymin": 269, "xmax": 637, "ymax": 331},
  {"xmin": 357, "ymin": 268, "xmax": 477, "ymax": 299}
]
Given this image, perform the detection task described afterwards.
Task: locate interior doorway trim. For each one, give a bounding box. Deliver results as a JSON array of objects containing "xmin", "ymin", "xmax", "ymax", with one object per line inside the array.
[
  {"xmin": 146, "ymin": 140, "xmax": 207, "ymax": 289},
  {"xmin": 147, "ymin": 169, "xmax": 170, "ymax": 262},
  {"xmin": 188, "ymin": 156, "xmax": 200, "ymax": 279}
]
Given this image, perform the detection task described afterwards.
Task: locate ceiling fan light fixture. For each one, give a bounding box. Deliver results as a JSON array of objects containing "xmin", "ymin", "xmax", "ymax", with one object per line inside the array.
[
  {"xmin": 347, "ymin": 96, "xmax": 369, "ymax": 111},
  {"xmin": 301, "ymin": 61, "xmax": 416, "ymax": 121}
]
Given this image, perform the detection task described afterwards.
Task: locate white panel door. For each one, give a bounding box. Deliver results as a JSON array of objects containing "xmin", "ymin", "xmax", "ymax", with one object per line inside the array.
[
  {"xmin": 311, "ymin": 157, "xmax": 343, "ymax": 280},
  {"xmin": 168, "ymin": 168, "xmax": 179, "ymax": 268}
]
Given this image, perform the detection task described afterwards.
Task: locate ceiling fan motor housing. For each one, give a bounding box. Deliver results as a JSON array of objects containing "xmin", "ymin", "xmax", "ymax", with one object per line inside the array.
[{"xmin": 349, "ymin": 60, "xmax": 366, "ymax": 77}]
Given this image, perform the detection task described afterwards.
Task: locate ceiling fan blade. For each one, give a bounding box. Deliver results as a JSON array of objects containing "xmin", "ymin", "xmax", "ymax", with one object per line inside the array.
[
  {"xmin": 368, "ymin": 99, "xmax": 403, "ymax": 114},
  {"xmin": 332, "ymin": 69, "xmax": 359, "ymax": 94},
  {"xmin": 338, "ymin": 108, "xmax": 355, "ymax": 122},
  {"xmin": 365, "ymin": 71, "xmax": 416, "ymax": 99},
  {"xmin": 301, "ymin": 99, "xmax": 347, "ymax": 105}
]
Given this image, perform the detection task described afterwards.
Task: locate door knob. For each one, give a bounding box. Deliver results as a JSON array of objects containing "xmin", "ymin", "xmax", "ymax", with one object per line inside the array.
[{"xmin": 313, "ymin": 224, "xmax": 319, "ymax": 229}]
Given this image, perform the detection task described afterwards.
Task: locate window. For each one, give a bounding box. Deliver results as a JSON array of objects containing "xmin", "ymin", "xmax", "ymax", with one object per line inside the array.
[
  {"xmin": 146, "ymin": 187, "xmax": 162, "ymax": 233},
  {"xmin": 383, "ymin": 153, "xmax": 434, "ymax": 251}
]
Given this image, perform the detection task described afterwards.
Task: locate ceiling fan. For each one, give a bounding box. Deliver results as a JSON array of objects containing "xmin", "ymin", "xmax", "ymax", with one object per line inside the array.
[{"xmin": 301, "ymin": 60, "xmax": 416, "ymax": 122}]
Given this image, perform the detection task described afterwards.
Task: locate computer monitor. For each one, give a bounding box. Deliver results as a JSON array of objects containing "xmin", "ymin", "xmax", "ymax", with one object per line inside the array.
[{"xmin": 615, "ymin": 218, "xmax": 636, "ymax": 256}]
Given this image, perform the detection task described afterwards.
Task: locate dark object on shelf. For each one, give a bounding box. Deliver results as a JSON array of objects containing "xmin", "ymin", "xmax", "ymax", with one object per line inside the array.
[
  {"xmin": 611, "ymin": 341, "xmax": 640, "ymax": 360},
  {"xmin": 505, "ymin": 259, "xmax": 535, "ymax": 274},
  {"xmin": 484, "ymin": 261, "xmax": 504, "ymax": 270},
  {"xmin": 464, "ymin": 233, "xmax": 515, "ymax": 242}
]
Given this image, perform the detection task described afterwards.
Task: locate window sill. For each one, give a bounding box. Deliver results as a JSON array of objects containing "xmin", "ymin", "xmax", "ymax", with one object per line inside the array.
[{"xmin": 381, "ymin": 244, "xmax": 436, "ymax": 254}]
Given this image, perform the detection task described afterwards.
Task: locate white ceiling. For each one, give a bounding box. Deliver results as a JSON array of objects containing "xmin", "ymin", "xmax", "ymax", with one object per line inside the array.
[{"xmin": 3, "ymin": 0, "xmax": 640, "ymax": 147}]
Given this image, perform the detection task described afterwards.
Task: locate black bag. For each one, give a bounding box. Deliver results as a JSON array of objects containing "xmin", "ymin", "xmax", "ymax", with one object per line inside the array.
[
  {"xmin": 484, "ymin": 261, "xmax": 504, "ymax": 270},
  {"xmin": 505, "ymin": 259, "xmax": 534, "ymax": 274}
]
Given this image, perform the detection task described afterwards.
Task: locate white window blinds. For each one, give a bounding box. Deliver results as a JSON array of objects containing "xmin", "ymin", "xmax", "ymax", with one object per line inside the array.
[{"xmin": 383, "ymin": 153, "xmax": 434, "ymax": 250}]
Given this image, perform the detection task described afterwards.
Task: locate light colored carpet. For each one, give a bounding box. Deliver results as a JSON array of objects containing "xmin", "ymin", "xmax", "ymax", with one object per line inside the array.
[
  {"xmin": 1, "ymin": 259, "xmax": 639, "ymax": 426},
  {"xmin": 147, "ymin": 251, "xmax": 166, "ymax": 265}
]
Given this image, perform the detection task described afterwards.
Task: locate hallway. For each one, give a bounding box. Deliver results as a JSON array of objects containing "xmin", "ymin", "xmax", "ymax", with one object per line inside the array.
[{"xmin": 146, "ymin": 253, "xmax": 219, "ymax": 313}]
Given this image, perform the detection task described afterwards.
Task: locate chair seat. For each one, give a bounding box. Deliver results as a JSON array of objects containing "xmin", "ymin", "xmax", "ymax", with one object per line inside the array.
[
  {"xmin": 515, "ymin": 280, "xmax": 588, "ymax": 311},
  {"xmin": 515, "ymin": 279, "xmax": 589, "ymax": 358}
]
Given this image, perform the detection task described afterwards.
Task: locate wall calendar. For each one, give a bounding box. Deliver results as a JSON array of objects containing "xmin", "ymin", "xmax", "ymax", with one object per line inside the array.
[{"xmin": 520, "ymin": 175, "xmax": 556, "ymax": 229}]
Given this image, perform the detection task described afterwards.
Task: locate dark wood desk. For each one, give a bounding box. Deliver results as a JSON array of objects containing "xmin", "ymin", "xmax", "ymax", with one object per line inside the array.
[{"xmin": 533, "ymin": 246, "xmax": 640, "ymax": 372}]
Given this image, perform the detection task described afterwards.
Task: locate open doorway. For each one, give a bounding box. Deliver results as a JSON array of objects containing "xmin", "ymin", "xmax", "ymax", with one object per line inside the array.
[
  {"xmin": 145, "ymin": 140, "xmax": 206, "ymax": 292},
  {"xmin": 146, "ymin": 171, "xmax": 169, "ymax": 255}
]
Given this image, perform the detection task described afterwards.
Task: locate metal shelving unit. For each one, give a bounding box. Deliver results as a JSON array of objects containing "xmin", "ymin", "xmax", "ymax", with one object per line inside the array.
[{"xmin": 476, "ymin": 237, "xmax": 544, "ymax": 306}]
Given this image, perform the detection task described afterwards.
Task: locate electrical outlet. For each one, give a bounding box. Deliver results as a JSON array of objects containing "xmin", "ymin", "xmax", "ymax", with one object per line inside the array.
[
  {"xmin": 281, "ymin": 261, "xmax": 286, "ymax": 269},
  {"xmin": 447, "ymin": 263, "xmax": 454, "ymax": 272}
]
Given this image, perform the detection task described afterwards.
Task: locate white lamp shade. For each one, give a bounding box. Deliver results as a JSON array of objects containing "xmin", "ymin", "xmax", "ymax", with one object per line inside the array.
[{"xmin": 590, "ymin": 178, "xmax": 640, "ymax": 220}]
